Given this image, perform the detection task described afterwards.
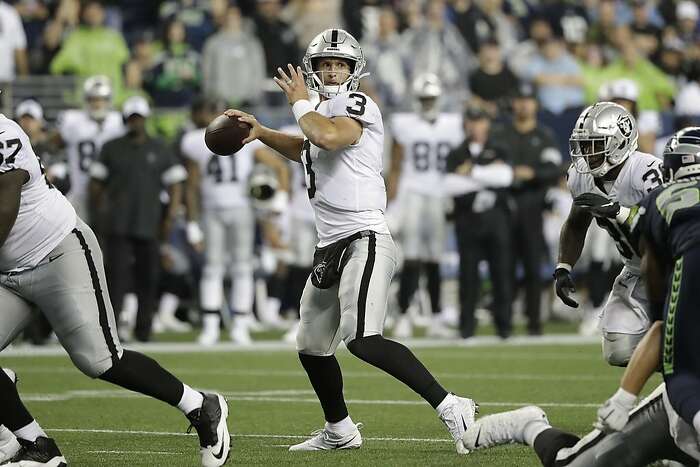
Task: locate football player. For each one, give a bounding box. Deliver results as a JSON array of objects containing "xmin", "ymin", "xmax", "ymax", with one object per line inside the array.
[
  {"xmin": 554, "ymin": 102, "xmax": 663, "ymax": 367},
  {"xmin": 54, "ymin": 75, "xmax": 124, "ymax": 221},
  {"xmin": 0, "ymin": 110, "xmax": 230, "ymax": 465},
  {"xmin": 226, "ymin": 28, "xmax": 478, "ymax": 453},
  {"xmin": 182, "ymin": 101, "xmax": 288, "ymax": 345},
  {"xmin": 386, "ymin": 73, "xmax": 463, "ymax": 338}
]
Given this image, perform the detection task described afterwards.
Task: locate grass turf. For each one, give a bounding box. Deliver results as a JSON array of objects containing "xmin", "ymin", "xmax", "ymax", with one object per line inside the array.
[{"xmin": 1, "ymin": 342, "xmax": 663, "ymax": 466}]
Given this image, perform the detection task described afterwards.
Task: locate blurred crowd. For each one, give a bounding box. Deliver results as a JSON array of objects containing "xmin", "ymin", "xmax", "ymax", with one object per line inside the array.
[{"xmin": 2, "ymin": 0, "xmax": 700, "ymax": 344}]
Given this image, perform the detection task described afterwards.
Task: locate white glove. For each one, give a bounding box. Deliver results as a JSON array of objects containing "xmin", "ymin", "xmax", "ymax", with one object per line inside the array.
[
  {"xmin": 596, "ymin": 388, "xmax": 637, "ymax": 432},
  {"xmin": 186, "ymin": 221, "xmax": 204, "ymax": 245}
]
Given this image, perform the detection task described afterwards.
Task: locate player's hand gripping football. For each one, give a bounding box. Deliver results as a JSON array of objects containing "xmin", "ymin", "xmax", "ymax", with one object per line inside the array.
[
  {"xmin": 273, "ymin": 64, "xmax": 310, "ymax": 105},
  {"xmin": 595, "ymin": 390, "xmax": 637, "ymax": 432},
  {"xmin": 223, "ymin": 109, "xmax": 262, "ymax": 145},
  {"xmin": 573, "ymin": 193, "xmax": 620, "ymax": 218},
  {"xmin": 553, "ymin": 268, "xmax": 578, "ymax": 308}
]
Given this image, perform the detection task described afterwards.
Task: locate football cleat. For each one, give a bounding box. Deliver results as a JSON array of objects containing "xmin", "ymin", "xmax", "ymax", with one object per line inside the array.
[
  {"xmin": 289, "ymin": 423, "xmax": 363, "ymax": 451},
  {"xmin": 0, "ymin": 426, "xmax": 21, "ymax": 463},
  {"xmin": 392, "ymin": 315, "xmax": 413, "ymax": 338},
  {"xmin": 186, "ymin": 393, "xmax": 231, "ymax": 467},
  {"xmin": 426, "ymin": 319, "xmax": 457, "ymax": 338},
  {"xmin": 198, "ymin": 314, "xmax": 221, "ymax": 347},
  {"xmin": 229, "ymin": 316, "xmax": 252, "ymax": 345},
  {"xmin": 437, "ymin": 394, "xmax": 479, "ymax": 454},
  {"xmin": 2, "ymin": 437, "xmax": 67, "ymax": 467},
  {"xmin": 462, "ymin": 406, "xmax": 548, "ymax": 450}
]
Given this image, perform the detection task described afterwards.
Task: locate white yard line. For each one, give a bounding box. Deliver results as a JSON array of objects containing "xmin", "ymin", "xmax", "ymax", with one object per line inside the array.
[
  {"xmin": 86, "ymin": 450, "xmax": 182, "ymax": 455},
  {"xmin": 2, "ymin": 334, "xmax": 600, "ymax": 357}
]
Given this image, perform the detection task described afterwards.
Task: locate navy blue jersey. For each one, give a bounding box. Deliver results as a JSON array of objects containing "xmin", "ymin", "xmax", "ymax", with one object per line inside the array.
[{"xmin": 630, "ymin": 177, "xmax": 700, "ymax": 260}]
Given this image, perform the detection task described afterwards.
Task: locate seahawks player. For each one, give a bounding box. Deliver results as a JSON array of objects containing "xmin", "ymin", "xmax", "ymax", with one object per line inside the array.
[
  {"xmin": 226, "ymin": 28, "xmax": 478, "ymax": 453},
  {"xmin": 182, "ymin": 104, "xmax": 287, "ymax": 346},
  {"xmin": 55, "ymin": 75, "xmax": 124, "ymax": 221},
  {"xmin": 0, "ymin": 112, "xmax": 229, "ymax": 465},
  {"xmin": 554, "ymin": 102, "xmax": 663, "ymax": 366},
  {"xmin": 387, "ymin": 73, "xmax": 463, "ymax": 338}
]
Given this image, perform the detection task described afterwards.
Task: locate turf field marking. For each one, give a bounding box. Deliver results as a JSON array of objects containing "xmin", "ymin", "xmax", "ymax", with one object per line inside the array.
[{"xmin": 87, "ymin": 450, "xmax": 182, "ymax": 455}]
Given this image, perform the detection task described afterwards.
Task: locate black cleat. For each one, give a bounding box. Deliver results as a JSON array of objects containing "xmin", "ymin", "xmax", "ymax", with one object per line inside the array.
[
  {"xmin": 1, "ymin": 436, "xmax": 67, "ymax": 466},
  {"xmin": 186, "ymin": 393, "xmax": 231, "ymax": 466}
]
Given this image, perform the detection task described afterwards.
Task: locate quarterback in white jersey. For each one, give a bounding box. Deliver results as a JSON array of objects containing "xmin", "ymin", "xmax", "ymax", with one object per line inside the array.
[
  {"xmin": 56, "ymin": 75, "xmax": 124, "ymax": 220},
  {"xmin": 226, "ymin": 28, "xmax": 477, "ymax": 454},
  {"xmin": 554, "ymin": 102, "xmax": 663, "ymax": 366},
  {"xmin": 387, "ymin": 73, "xmax": 463, "ymax": 338},
  {"xmin": 0, "ymin": 113, "xmax": 230, "ymax": 466}
]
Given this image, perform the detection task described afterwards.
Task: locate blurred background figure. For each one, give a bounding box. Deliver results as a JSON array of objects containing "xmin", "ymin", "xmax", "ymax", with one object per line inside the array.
[
  {"xmin": 387, "ymin": 73, "xmax": 463, "ymax": 338},
  {"xmin": 0, "ymin": 0, "xmax": 29, "ymax": 83},
  {"xmin": 468, "ymin": 38, "xmax": 519, "ymax": 118}
]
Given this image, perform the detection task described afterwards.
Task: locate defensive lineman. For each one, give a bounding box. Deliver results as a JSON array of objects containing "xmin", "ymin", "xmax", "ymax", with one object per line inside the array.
[
  {"xmin": 554, "ymin": 102, "xmax": 663, "ymax": 366},
  {"xmin": 226, "ymin": 29, "xmax": 477, "ymax": 453},
  {"xmin": 387, "ymin": 73, "xmax": 463, "ymax": 338},
  {"xmin": 0, "ymin": 112, "xmax": 229, "ymax": 465}
]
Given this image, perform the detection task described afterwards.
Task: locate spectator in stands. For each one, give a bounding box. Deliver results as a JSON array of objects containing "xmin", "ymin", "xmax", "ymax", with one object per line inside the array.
[
  {"xmin": 509, "ymin": 16, "xmax": 554, "ymax": 80},
  {"xmin": 490, "ymin": 83, "xmax": 562, "ymax": 336},
  {"xmin": 159, "ymin": 0, "xmax": 215, "ymax": 51},
  {"xmin": 202, "ymin": 5, "xmax": 265, "ymax": 106},
  {"xmin": 674, "ymin": 1, "xmax": 700, "ymax": 49},
  {"xmin": 284, "ymin": 0, "xmax": 342, "ymax": 49},
  {"xmin": 50, "ymin": 0, "xmax": 129, "ymax": 103},
  {"xmin": 675, "ymin": 60, "xmax": 700, "ymax": 119},
  {"xmin": 453, "ymin": 0, "xmax": 497, "ymax": 54},
  {"xmin": 362, "ymin": 7, "xmax": 408, "ymax": 109},
  {"xmin": 35, "ymin": 0, "xmax": 80, "ymax": 74},
  {"xmin": 629, "ymin": 0, "xmax": 662, "ymax": 59},
  {"xmin": 468, "ymin": 39, "xmax": 519, "ymax": 118},
  {"xmin": 401, "ymin": 0, "xmax": 472, "ymax": 109},
  {"xmin": 586, "ymin": 0, "xmax": 619, "ymax": 56},
  {"xmin": 90, "ymin": 96, "xmax": 186, "ymax": 342},
  {"xmin": 145, "ymin": 19, "xmax": 201, "ymax": 108},
  {"xmin": 13, "ymin": 0, "xmax": 50, "ymax": 54},
  {"xmin": 523, "ymin": 35, "xmax": 584, "ymax": 116},
  {"xmin": 254, "ymin": 0, "xmax": 301, "ymax": 78},
  {"xmin": 125, "ymin": 32, "xmax": 156, "ymax": 93},
  {"xmin": 0, "ymin": 0, "xmax": 29, "ymax": 82}
]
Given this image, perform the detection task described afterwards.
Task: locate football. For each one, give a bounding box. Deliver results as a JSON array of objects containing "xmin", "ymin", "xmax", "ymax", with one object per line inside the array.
[{"xmin": 204, "ymin": 114, "xmax": 251, "ymax": 156}]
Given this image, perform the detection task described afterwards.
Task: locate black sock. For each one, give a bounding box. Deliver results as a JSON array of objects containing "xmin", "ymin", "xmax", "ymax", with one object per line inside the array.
[
  {"xmin": 347, "ymin": 335, "xmax": 448, "ymax": 408},
  {"xmin": 298, "ymin": 353, "xmax": 348, "ymax": 422},
  {"xmin": 425, "ymin": 261, "xmax": 441, "ymax": 314},
  {"xmin": 0, "ymin": 368, "xmax": 34, "ymax": 431},
  {"xmin": 533, "ymin": 428, "xmax": 580, "ymax": 467},
  {"xmin": 99, "ymin": 350, "xmax": 184, "ymax": 406},
  {"xmin": 398, "ymin": 260, "xmax": 421, "ymax": 314}
]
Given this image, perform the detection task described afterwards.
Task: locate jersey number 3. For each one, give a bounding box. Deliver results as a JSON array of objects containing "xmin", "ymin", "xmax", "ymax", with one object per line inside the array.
[
  {"xmin": 302, "ymin": 140, "xmax": 316, "ymax": 199},
  {"xmin": 346, "ymin": 93, "xmax": 366, "ymax": 117}
]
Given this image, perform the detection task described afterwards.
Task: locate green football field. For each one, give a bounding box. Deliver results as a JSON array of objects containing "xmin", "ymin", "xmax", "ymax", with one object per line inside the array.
[{"xmin": 1, "ymin": 338, "xmax": 663, "ymax": 466}]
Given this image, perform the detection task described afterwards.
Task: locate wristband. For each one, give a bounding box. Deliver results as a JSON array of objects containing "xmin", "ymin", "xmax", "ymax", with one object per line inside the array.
[
  {"xmin": 556, "ymin": 263, "xmax": 573, "ymax": 273},
  {"xmin": 616, "ymin": 206, "xmax": 631, "ymax": 225},
  {"xmin": 292, "ymin": 99, "xmax": 314, "ymax": 123}
]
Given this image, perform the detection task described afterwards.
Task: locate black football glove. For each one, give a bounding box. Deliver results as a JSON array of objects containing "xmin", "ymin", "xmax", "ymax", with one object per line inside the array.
[
  {"xmin": 553, "ymin": 268, "xmax": 579, "ymax": 308},
  {"xmin": 573, "ymin": 193, "xmax": 620, "ymax": 218}
]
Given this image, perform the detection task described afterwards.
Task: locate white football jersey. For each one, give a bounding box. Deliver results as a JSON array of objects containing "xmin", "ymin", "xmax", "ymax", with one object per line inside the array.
[
  {"xmin": 300, "ymin": 91, "xmax": 390, "ymax": 247},
  {"xmin": 280, "ymin": 124, "xmax": 314, "ymax": 222},
  {"xmin": 567, "ymin": 150, "xmax": 663, "ymax": 271},
  {"xmin": 181, "ymin": 127, "xmax": 257, "ymax": 209},
  {"xmin": 0, "ymin": 114, "xmax": 76, "ymax": 272},
  {"xmin": 58, "ymin": 109, "xmax": 124, "ymax": 200},
  {"xmin": 390, "ymin": 112, "xmax": 463, "ymax": 196}
]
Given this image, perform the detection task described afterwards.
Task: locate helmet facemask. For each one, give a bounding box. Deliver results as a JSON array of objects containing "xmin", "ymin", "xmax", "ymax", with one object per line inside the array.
[{"xmin": 570, "ymin": 133, "xmax": 613, "ymax": 176}]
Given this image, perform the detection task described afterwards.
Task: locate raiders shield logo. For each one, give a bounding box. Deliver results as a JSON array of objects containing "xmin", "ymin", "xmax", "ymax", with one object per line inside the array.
[{"xmin": 617, "ymin": 115, "xmax": 633, "ymax": 137}]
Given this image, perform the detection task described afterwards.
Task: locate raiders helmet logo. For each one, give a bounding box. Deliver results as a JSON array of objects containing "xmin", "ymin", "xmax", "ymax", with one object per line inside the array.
[{"xmin": 617, "ymin": 115, "xmax": 633, "ymax": 137}]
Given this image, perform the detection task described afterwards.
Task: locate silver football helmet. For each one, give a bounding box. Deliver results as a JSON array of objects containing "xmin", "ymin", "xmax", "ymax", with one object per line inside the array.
[
  {"xmin": 83, "ymin": 75, "xmax": 112, "ymax": 121},
  {"xmin": 302, "ymin": 28, "xmax": 367, "ymax": 98},
  {"xmin": 412, "ymin": 73, "xmax": 442, "ymax": 121},
  {"xmin": 569, "ymin": 102, "xmax": 639, "ymax": 177}
]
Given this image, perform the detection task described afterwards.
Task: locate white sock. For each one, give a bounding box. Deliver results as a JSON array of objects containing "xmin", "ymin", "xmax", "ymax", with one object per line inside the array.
[
  {"xmin": 435, "ymin": 393, "xmax": 455, "ymax": 414},
  {"xmin": 158, "ymin": 293, "xmax": 179, "ymax": 318},
  {"xmin": 14, "ymin": 420, "xmax": 46, "ymax": 442},
  {"xmin": 325, "ymin": 416, "xmax": 355, "ymax": 435},
  {"xmin": 692, "ymin": 411, "xmax": 700, "ymax": 434},
  {"xmin": 523, "ymin": 419, "xmax": 551, "ymax": 447},
  {"xmin": 177, "ymin": 384, "xmax": 204, "ymax": 415}
]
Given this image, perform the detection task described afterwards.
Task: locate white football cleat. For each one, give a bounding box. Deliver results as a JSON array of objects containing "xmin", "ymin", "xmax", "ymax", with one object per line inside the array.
[
  {"xmin": 437, "ymin": 394, "xmax": 479, "ymax": 454},
  {"xmin": 0, "ymin": 426, "xmax": 21, "ymax": 463},
  {"xmin": 462, "ymin": 406, "xmax": 548, "ymax": 450},
  {"xmin": 229, "ymin": 316, "xmax": 252, "ymax": 345},
  {"xmin": 289, "ymin": 424, "xmax": 363, "ymax": 451},
  {"xmin": 186, "ymin": 393, "xmax": 231, "ymax": 466},
  {"xmin": 426, "ymin": 319, "xmax": 457, "ymax": 338},
  {"xmin": 392, "ymin": 315, "xmax": 412, "ymax": 338},
  {"xmin": 198, "ymin": 314, "xmax": 221, "ymax": 347}
]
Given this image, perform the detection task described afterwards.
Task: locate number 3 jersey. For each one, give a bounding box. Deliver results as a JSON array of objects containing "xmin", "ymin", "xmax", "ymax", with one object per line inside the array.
[
  {"xmin": 57, "ymin": 109, "xmax": 124, "ymax": 201},
  {"xmin": 180, "ymin": 127, "xmax": 257, "ymax": 209},
  {"xmin": 301, "ymin": 91, "xmax": 390, "ymax": 247},
  {"xmin": 0, "ymin": 114, "xmax": 76, "ymax": 272},
  {"xmin": 567, "ymin": 150, "xmax": 663, "ymax": 272},
  {"xmin": 389, "ymin": 112, "xmax": 463, "ymax": 196}
]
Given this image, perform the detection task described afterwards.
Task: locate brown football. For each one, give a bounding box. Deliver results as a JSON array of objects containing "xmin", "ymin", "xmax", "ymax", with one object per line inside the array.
[{"xmin": 204, "ymin": 114, "xmax": 252, "ymax": 156}]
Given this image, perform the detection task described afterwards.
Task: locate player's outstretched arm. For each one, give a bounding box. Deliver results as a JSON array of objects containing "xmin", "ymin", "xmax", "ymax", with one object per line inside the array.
[
  {"xmin": 224, "ymin": 109, "xmax": 304, "ymax": 163},
  {"xmin": 554, "ymin": 204, "xmax": 593, "ymax": 308},
  {"xmin": 0, "ymin": 170, "xmax": 28, "ymax": 247}
]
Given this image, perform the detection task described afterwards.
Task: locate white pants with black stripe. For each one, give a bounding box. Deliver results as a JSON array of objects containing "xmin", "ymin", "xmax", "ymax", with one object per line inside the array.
[
  {"xmin": 0, "ymin": 218, "xmax": 123, "ymax": 377},
  {"xmin": 296, "ymin": 232, "xmax": 397, "ymax": 356},
  {"xmin": 397, "ymin": 192, "xmax": 446, "ymax": 262}
]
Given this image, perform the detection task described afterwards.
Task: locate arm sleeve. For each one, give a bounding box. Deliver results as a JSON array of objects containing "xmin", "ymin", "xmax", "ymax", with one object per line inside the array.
[
  {"xmin": 327, "ymin": 92, "xmax": 380, "ymax": 127},
  {"xmin": 471, "ymin": 164, "xmax": 514, "ymax": 187},
  {"xmin": 89, "ymin": 141, "xmax": 110, "ymax": 180}
]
